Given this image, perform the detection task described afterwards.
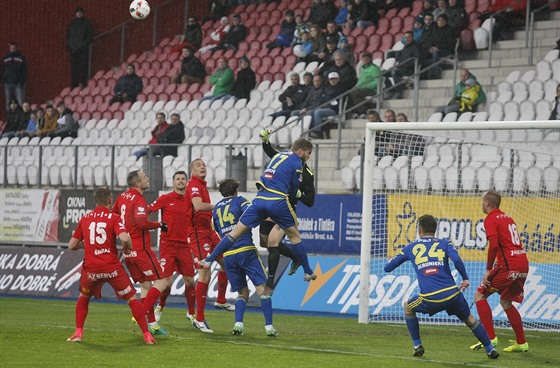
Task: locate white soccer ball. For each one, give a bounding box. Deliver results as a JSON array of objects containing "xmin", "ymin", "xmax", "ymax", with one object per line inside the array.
[
  {"xmin": 130, "ymin": 0, "xmax": 151, "ymax": 20},
  {"xmin": 293, "ymin": 44, "xmax": 308, "ymax": 58}
]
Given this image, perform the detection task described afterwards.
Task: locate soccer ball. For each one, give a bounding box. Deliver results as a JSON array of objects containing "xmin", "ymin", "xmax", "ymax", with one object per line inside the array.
[
  {"xmin": 130, "ymin": 0, "xmax": 150, "ymax": 20},
  {"xmin": 293, "ymin": 45, "xmax": 308, "ymax": 58}
]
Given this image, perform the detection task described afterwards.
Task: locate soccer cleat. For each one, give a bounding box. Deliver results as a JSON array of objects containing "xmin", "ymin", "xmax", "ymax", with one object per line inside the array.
[
  {"xmin": 503, "ymin": 340, "xmax": 529, "ymax": 353},
  {"xmin": 304, "ymin": 273, "xmax": 317, "ymax": 282},
  {"xmin": 154, "ymin": 305, "xmax": 163, "ymax": 323},
  {"xmin": 185, "ymin": 312, "xmax": 195, "ymax": 322},
  {"xmin": 413, "ymin": 345, "xmax": 425, "ymax": 357},
  {"xmin": 214, "ymin": 302, "xmax": 235, "ymax": 311},
  {"xmin": 143, "ymin": 332, "xmax": 157, "ymax": 345},
  {"xmin": 470, "ymin": 337, "xmax": 498, "ymax": 351},
  {"xmin": 232, "ymin": 326, "xmax": 244, "ymax": 335},
  {"xmin": 287, "ymin": 260, "xmax": 301, "ymax": 276},
  {"xmin": 131, "ymin": 316, "xmax": 138, "ymax": 325},
  {"xmin": 197, "ymin": 258, "xmax": 212, "ymax": 269},
  {"xmin": 266, "ymin": 326, "xmax": 278, "ymax": 337},
  {"xmin": 192, "ymin": 319, "xmax": 214, "ymax": 333},
  {"xmin": 148, "ymin": 325, "xmax": 169, "ymax": 335},
  {"xmin": 66, "ymin": 333, "xmax": 83, "ymax": 342},
  {"xmin": 487, "ymin": 349, "xmax": 500, "ymax": 359}
]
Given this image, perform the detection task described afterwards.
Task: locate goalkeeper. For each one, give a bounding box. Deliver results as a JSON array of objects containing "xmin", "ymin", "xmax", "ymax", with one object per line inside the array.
[
  {"xmin": 384, "ymin": 214, "xmax": 499, "ymax": 359},
  {"xmin": 259, "ymin": 128, "xmax": 316, "ymax": 290}
]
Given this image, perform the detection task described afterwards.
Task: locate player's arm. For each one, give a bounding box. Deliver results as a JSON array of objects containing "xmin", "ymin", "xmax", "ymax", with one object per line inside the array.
[
  {"xmin": 134, "ymin": 202, "xmax": 165, "ymax": 230},
  {"xmin": 298, "ymin": 165, "xmax": 316, "ymax": 207},
  {"xmin": 118, "ymin": 232, "xmax": 132, "ymax": 254},
  {"xmin": 384, "ymin": 250, "xmax": 408, "ymax": 272},
  {"xmin": 262, "ymin": 140, "xmax": 279, "ymax": 159},
  {"xmin": 68, "ymin": 237, "xmax": 83, "ymax": 251},
  {"xmin": 480, "ymin": 234, "xmax": 499, "ymax": 286},
  {"xmin": 147, "ymin": 195, "xmax": 165, "ymax": 214},
  {"xmin": 192, "ymin": 196, "xmax": 215, "ymax": 212},
  {"xmin": 447, "ymin": 244, "xmax": 470, "ymax": 290}
]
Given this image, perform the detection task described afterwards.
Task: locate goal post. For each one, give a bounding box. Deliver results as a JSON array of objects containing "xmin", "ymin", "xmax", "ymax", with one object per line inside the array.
[{"xmin": 358, "ymin": 120, "xmax": 560, "ymax": 331}]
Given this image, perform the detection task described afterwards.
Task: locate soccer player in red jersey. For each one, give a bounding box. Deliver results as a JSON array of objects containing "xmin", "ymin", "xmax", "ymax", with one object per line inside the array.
[
  {"xmin": 66, "ymin": 186, "xmax": 156, "ymax": 345},
  {"xmin": 112, "ymin": 170, "xmax": 169, "ymax": 335},
  {"xmin": 470, "ymin": 190, "xmax": 530, "ymax": 353},
  {"xmin": 187, "ymin": 159, "xmax": 233, "ymax": 333},
  {"xmin": 148, "ymin": 170, "xmax": 196, "ymax": 323}
]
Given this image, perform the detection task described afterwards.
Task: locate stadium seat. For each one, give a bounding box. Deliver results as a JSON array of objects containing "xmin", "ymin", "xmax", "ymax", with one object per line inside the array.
[
  {"xmin": 528, "ymin": 80, "xmax": 544, "ymax": 102},
  {"xmin": 543, "ymin": 167, "xmax": 560, "ymax": 193},
  {"xmin": 413, "ymin": 166, "xmax": 429, "ymax": 190},
  {"xmin": 526, "ymin": 166, "xmax": 543, "ymax": 192}
]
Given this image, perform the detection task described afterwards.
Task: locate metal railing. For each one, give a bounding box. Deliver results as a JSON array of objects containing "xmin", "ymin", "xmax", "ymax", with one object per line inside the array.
[{"xmin": 527, "ymin": 1, "xmax": 555, "ymax": 65}]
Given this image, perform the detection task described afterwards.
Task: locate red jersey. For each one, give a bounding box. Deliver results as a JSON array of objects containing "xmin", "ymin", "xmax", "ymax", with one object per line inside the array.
[
  {"xmin": 148, "ymin": 191, "xmax": 189, "ymax": 242},
  {"xmin": 112, "ymin": 188, "xmax": 160, "ymax": 249},
  {"xmin": 72, "ymin": 206, "xmax": 127, "ymax": 272},
  {"xmin": 186, "ymin": 175, "xmax": 213, "ymax": 230},
  {"xmin": 484, "ymin": 208, "xmax": 529, "ymax": 271}
]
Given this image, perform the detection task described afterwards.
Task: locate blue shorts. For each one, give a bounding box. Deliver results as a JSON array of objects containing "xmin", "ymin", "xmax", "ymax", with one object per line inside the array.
[
  {"xmin": 223, "ymin": 246, "xmax": 268, "ymax": 292},
  {"xmin": 240, "ymin": 194, "xmax": 297, "ymax": 230},
  {"xmin": 407, "ymin": 291, "xmax": 471, "ymax": 321}
]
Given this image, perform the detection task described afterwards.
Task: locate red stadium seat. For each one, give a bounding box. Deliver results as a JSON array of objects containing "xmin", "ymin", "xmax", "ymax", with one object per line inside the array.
[
  {"xmin": 261, "ymin": 55, "xmax": 273, "ymax": 66},
  {"xmin": 120, "ymin": 101, "xmax": 131, "ymax": 111},
  {"xmin": 380, "ymin": 33, "xmax": 394, "ymax": 51},
  {"xmin": 372, "ymin": 51, "xmax": 384, "ymax": 60},
  {"xmin": 468, "ymin": 19, "xmax": 481, "ymax": 31},
  {"xmin": 102, "ymin": 111, "xmax": 112, "ymax": 120},
  {"xmin": 113, "ymin": 111, "xmax": 123, "ymax": 120},
  {"xmin": 187, "ymin": 83, "xmax": 200, "ymax": 93},
  {"xmin": 477, "ymin": 0, "xmax": 490, "ymax": 12},
  {"xmin": 363, "ymin": 25, "xmax": 377, "ymax": 37},
  {"xmin": 390, "ymin": 17, "xmax": 403, "ymax": 31},
  {"xmin": 165, "ymin": 83, "xmax": 177, "ymax": 94},
  {"xmin": 154, "ymin": 84, "xmax": 165, "ymax": 95},
  {"xmin": 136, "ymin": 93, "xmax": 147, "ymax": 102},
  {"xmin": 274, "ymin": 72, "xmax": 285, "ymax": 81},
  {"xmin": 158, "ymin": 93, "xmax": 169, "ymax": 102},
  {"xmin": 269, "ymin": 64, "xmax": 282, "ymax": 74},
  {"xmin": 262, "ymin": 72, "xmax": 274, "ymax": 82},
  {"xmin": 385, "ymin": 8, "xmax": 398, "ymax": 18},
  {"xmin": 398, "ymin": 7, "xmax": 411, "ymax": 17},
  {"xmin": 170, "ymin": 92, "xmax": 181, "ymax": 101},
  {"xmin": 245, "ymin": 3, "xmax": 257, "ymax": 13},
  {"xmin": 377, "ymin": 18, "xmax": 389, "ymax": 34},
  {"xmin": 59, "ymin": 86, "xmax": 71, "ymax": 97},
  {"xmin": 192, "ymin": 92, "xmax": 203, "ymax": 100},
  {"xmin": 460, "ymin": 29, "xmax": 475, "ymax": 50},
  {"xmin": 109, "ymin": 101, "xmax": 121, "ymax": 112},
  {"xmin": 368, "ymin": 34, "xmax": 381, "ymax": 51},
  {"xmin": 80, "ymin": 111, "xmax": 91, "ymax": 121},
  {"xmin": 92, "ymin": 70, "xmax": 104, "ymax": 80},
  {"xmin": 69, "ymin": 87, "xmax": 81, "ymax": 96}
]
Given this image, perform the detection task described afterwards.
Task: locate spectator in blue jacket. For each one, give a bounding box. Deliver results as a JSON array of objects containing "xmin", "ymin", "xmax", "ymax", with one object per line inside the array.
[
  {"xmin": 109, "ymin": 64, "xmax": 143, "ymax": 105},
  {"xmin": 266, "ymin": 10, "xmax": 296, "ymax": 50}
]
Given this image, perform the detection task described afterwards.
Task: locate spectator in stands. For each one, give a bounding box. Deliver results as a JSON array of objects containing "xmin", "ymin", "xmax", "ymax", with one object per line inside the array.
[
  {"xmin": 384, "ymin": 109, "xmax": 396, "ymax": 122},
  {"xmin": 310, "ymin": 0, "xmax": 338, "ymax": 29},
  {"xmin": 2, "ymin": 42, "xmax": 27, "ymax": 109},
  {"xmin": 182, "ymin": 16, "xmax": 203, "ymax": 51},
  {"xmin": 38, "ymin": 104, "xmax": 59, "ymax": 137},
  {"xmin": 325, "ymin": 21, "xmax": 343, "ymax": 45},
  {"xmin": 447, "ymin": 0, "xmax": 468, "ymax": 31},
  {"xmin": 367, "ymin": 109, "xmax": 395, "ymax": 157},
  {"xmin": 173, "ymin": 47, "xmax": 207, "ymax": 85},
  {"xmin": 49, "ymin": 102, "xmax": 79, "ymax": 139},
  {"xmin": 294, "ymin": 31, "xmax": 313, "ymax": 62},
  {"xmin": 270, "ymin": 73, "xmax": 309, "ymax": 120},
  {"xmin": 303, "ymin": 72, "xmax": 314, "ymax": 89},
  {"xmin": 349, "ymin": 0, "xmax": 379, "ymax": 29},
  {"xmin": 291, "ymin": 74, "xmax": 324, "ymax": 123},
  {"xmin": 479, "ymin": 0, "xmax": 527, "ymax": 41},
  {"xmin": 310, "ymin": 72, "xmax": 346, "ymax": 139},
  {"xmin": 267, "ymin": 10, "xmax": 296, "ymax": 51},
  {"xmin": 200, "ymin": 57, "xmax": 234, "ymax": 104},
  {"xmin": 230, "ymin": 56, "xmax": 256, "ymax": 101},
  {"xmin": 435, "ymin": 68, "xmax": 486, "ymax": 115},
  {"xmin": 1, "ymin": 99, "xmax": 24, "ymax": 138},
  {"xmin": 14, "ymin": 101, "xmax": 31, "ymax": 137},
  {"xmin": 318, "ymin": 37, "xmax": 339, "ymax": 64},
  {"xmin": 550, "ymin": 84, "xmax": 560, "ymax": 120},
  {"xmin": 432, "ymin": 0, "xmax": 448, "ymax": 21},
  {"xmin": 424, "ymin": 14, "xmax": 457, "ymax": 79},
  {"xmin": 385, "ymin": 31, "xmax": 420, "ymax": 99},
  {"xmin": 16, "ymin": 109, "xmax": 38, "ymax": 138},
  {"xmin": 412, "ymin": 17, "xmax": 424, "ymax": 42},
  {"xmin": 317, "ymin": 50, "xmax": 358, "ymax": 93},
  {"xmin": 349, "ymin": 51, "xmax": 382, "ymax": 115},
  {"xmin": 417, "ymin": 0, "xmax": 435, "ymax": 22},
  {"xmin": 34, "ymin": 107, "xmax": 45, "ymax": 136},
  {"xmin": 292, "ymin": 13, "xmax": 310, "ymax": 46},
  {"xmin": 308, "ymin": 25, "xmax": 326, "ymax": 63},
  {"xmin": 133, "ymin": 112, "xmax": 169, "ymax": 160},
  {"xmin": 155, "ymin": 113, "xmax": 185, "ymax": 157},
  {"xmin": 218, "ymin": 14, "xmax": 247, "ymax": 51},
  {"xmin": 335, "ymin": 0, "xmax": 350, "ymax": 27},
  {"xmin": 205, "ymin": 0, "xmax": 229, "ymax": 22},
  {"xmin": 66, "ymin": 7, "xmax": 94, "ymax": 89},
  {"xmin": 383, "ymin": 0, "xmax": 413, "ymax": 11},
  {"xmin": 394, "ymin": 113, "xmax": 426, "ymax": 156},
  {"xmin": 455, "ymin": 78, "xmax": 479, "ymax": 114},
  {"xmin": 338, "ymin": 37, "xmax": 355, "ymax": 67},
  {"xmin": 109, "ymin": 64, "xmax": 143, "ymax": 105},
  {"xmin": 199, "ymin": 16, "xmax": 230, "ymax": 55}
]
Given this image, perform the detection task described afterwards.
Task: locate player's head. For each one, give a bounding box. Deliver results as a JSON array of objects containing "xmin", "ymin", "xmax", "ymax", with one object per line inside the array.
[
  {"xmin": 218, "ymin": 178, "xmax": 240, "ymax": 197},
  {"xmin": 417, "ymin": 214, "xmax": 437, "ymax": 236},
  {"xmin": 127, "ymin": 170, "xmax": 149, "ymax": 191},
  {"xmin": 482, "ymin": 190, "xmax": 501, "ymax": 214},
  {"xmin": 190, "ymin": 158, "xmax": 207, "ymax": 179},
  {"xmin": 291, "ymin": 138, "xmax": 313, "ymax": 163},
  {"xmin": 172, "ymin": 170, "xmax": 188, "ymax": 192},
  {"xmin": 94, "ymin": 186, "xmax": 113, "ymax": 207}
]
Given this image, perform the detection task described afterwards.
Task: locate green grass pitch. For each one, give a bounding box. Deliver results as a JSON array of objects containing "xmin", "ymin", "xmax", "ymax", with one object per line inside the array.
[{"xmin": 1, "ymin": 297, "xmax": 558, "ymax": 368}]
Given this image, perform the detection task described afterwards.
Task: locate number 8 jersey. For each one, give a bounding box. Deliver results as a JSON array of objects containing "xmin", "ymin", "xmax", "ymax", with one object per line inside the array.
[{"xmin": 484, "ymin": 208, "xmax": 528, "ymax": 271}]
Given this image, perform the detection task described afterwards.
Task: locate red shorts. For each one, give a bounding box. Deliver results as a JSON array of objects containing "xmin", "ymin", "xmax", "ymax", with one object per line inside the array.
[
  {"xmin": 123, "ymin": 248, "xmax": 165, "ymax": 283},
  {"xmin": 79, "ymin": 266, "xmax": 136, "ymax": 300},
  {"xmin": 477, "ymin": 264, "xmax": 529, "ymax": 303},
  {"xmin": 159, "ymin": 240, "xmax": 195, "ymax": 278},
  {"xmin": 188, "ymin": 228, "xmax": 222, "ymax": 266}
]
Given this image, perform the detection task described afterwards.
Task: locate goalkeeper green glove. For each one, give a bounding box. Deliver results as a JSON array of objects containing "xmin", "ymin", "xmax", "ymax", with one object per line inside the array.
[
  {"xmin": 259, "ymin": 128, "xmax": 272, "ymax": 143},
  {"xmin": 295, "ymin": 189, "xmax": 302, "ymax": 198}
]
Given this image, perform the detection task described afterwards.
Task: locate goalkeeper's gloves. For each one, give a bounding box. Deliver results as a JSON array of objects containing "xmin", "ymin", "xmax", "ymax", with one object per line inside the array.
[
  {"xmin": 259, "ymin": 128, "xmax": 271, "ymax": 143},
  {"xmin": 160, "ymin": 222, "xmax": 168, "ymax": 232},
  {"xmin": 295, "ymin": 189, "xmax": 302, "ymax": 198}
]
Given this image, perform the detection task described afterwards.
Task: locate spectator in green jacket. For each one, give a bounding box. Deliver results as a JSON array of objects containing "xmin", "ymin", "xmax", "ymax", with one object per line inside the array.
[
  {"xmin": 199, "ymin": 57, "xmax": 234, "ymax": 105},
  {"xmin": 349, "ymin": 51, "xmax": 382, "ymax": 115},
  {"xmin": 436, "ymin": 68, "xmax": 486, "ymax": 115}
]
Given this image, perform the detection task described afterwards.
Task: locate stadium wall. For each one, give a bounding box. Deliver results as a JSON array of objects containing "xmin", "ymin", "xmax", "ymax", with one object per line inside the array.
[{"xmin": 0, "ymin": 0, "xmax": 206, "ymax": 113}]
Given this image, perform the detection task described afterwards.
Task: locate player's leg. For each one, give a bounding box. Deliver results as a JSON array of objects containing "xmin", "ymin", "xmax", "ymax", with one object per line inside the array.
[
  {"xmin": 190, "ymin": 230, "xmax": 214, "ymax": 332},
  {"xmin": 464, "ymin": 314, "xmax": 499, "ymax": 358},
  {"xmin": 183, "ymin": 275, "xmax": 196, "ymax": 320},
  {"xmin": 214, "ymin": 258, "xmax": 235, "ymax": 310},
  {"xmin": 501, "ymin": 298, "xmax": 528, "ymax": 352},
  {"xmin": 470, "ymin": 291, "xmax": 498, "ymax": 350},
  {"xmin": 67, "ymin": 290, "xmax": 91, "ymax": 342},
  {"xmin": 233, "ymin": 287, "xmax": 249, "ymax": 335},
  {"xmin": 403, "ymin": 299, "xmax": 423, "ymax": 356},
  {"xmin": 283, "ymin": 225, "xmax": 316, "ymax": 281},
  {"xmin": 176, "ymin": 245, "xmax": 196, "ymax": 320},
  {"xmin": 127, "ymin": 294, "xmax": 157, "ymax": 345},
  {"xmin": 154, "ymin": 275, "xmax": 174, "ymax": 323},
  {"xmin": 265, "ymin": 224, "xmax": 284, "ymax": 289},
  {"xmin": 247, "ymin": 250, "xmax": 276, "ymax": 336}
]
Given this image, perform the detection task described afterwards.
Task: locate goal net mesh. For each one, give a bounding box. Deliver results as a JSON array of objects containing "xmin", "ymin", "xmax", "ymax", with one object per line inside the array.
[{"xmin": 359, "ymin": 121, "xmax": 559, "ymax": 331}]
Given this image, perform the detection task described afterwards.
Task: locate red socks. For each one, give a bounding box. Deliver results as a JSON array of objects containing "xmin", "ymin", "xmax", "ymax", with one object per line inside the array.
[
  {"xmin": 196, "ymin": 281, "xmax": 209, "ymax": 321},
  {"xmin": 476, "ymin": 299, "xmax": 496, "ymax": 339},
  {"xmin": 141, "ymin": 287, "xmax": 161, "ymax": 323},
  {"xmin": 129, "ymin": 299, "xmax": 150, "ymax": 333},
  {"xmin": 216, "ymin": 271, "xmax": 228, "ymax": 304},
  {"xmin": 185, "ymin": 285, "xmax": 196, "ymax": 315},
  {"xmin": 75, "ymin": 296, "xmax": 89, "ymax": 330},
  {"xmin": 505, "ymin": 305, "xmax": 526, "ymax": 344}
]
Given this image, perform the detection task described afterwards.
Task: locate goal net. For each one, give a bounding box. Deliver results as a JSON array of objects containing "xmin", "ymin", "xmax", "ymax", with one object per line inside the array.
[{"xmin": 358, "ymin": 120, "xmax": 560, "ymax": 332}]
